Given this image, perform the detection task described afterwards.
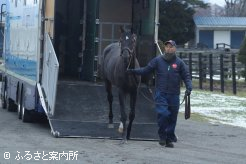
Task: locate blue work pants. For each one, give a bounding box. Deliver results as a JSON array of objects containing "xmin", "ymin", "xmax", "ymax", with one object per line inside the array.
[{"xmin": 155, "ymin": 92, "xmax": 180, "ymax": 141}]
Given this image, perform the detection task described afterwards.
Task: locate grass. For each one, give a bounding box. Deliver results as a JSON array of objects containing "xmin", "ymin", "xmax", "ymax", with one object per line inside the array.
[
  {"xmin": 179, "ymin": 88, "xmax": 246, "ymax": 128},
  {"xmin": 189, "ymin": 113, "xmax": 212, "ymax": 122}
]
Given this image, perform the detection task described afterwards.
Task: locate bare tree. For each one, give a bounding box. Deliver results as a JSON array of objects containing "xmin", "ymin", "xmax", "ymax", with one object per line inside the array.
[{"xmin": 225, "ymin": 0, "xmax": 246, "ymax": 16}]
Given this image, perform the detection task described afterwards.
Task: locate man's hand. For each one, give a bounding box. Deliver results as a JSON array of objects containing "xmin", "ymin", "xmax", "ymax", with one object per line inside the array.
[{"xmin": 185, "ymin": 90, "xmax": 191, "ymax": 96}]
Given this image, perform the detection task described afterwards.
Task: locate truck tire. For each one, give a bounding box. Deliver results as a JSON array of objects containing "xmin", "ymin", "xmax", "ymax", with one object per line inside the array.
[
  {"xmin": 7, "ymin": 98, "xmax": 17, "ymax": 112},
  {"xmin": 17, "ymin": 87, "xmax": 23, "ymax": 119},
  {"xmin": 22, "ymin": 106, "xmax": 32, "ymax": 123},
  {"xmin": 2, "ymin": 89, "xmax": 7, "ymax": 109},
  {"xmin": 20, "ymin": 86, "xmax": 32, "ymax": 122},
  {"xmin": 1, "ymin": 79, "xmax": 7, "ymax": 109},
  {"xmin": 17, "ymin": 101, "xmax": 22, "ymax": 119}
]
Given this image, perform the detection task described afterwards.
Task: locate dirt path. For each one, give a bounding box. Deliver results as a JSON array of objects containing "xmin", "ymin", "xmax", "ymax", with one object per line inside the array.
[{"xmin": 0, "ymin": 107, "xmax": 246, "ymax": 164}]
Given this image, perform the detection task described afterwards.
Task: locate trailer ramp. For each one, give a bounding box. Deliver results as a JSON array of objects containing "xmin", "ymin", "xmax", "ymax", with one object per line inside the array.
[{"xmin": 49, "ymin": 81, "xmax": 159, "ymax": 140}]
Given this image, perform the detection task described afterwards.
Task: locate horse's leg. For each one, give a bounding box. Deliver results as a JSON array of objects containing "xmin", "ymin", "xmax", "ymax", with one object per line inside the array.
[
  {"xmin": 127, "ymin": 89, "xmax": 137, "ymax": 140},
  {"xmin": 118, "ymin": 89, "xmax": 127, "ymax": 143},
  {"xmin": 105, "ymin": 80, "xmax": 114, "ymax": 128}
]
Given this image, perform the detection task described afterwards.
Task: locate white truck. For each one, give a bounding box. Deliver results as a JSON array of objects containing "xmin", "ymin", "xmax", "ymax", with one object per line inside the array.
[
  {"xmin": 1, "ymin": 0, "xmax": 159, "ymax": 138},
  {"xmin": 0, "ymin": 2, "xmax": 6, "ymax": 57}
]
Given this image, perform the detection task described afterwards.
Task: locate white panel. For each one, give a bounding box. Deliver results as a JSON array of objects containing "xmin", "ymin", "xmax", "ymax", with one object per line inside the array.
[
  {"xmin": 214, "ymin": 31, "xmax": 230, "ymax": 48},
  {"xmin": 154, "ymin": 0, "xmax": 159, "ymax": 42},
  {"xmin": 9, "ymin": 1, "xmax": 39, "ymax": 60},
  {"xmin": 41, "ymin": 33, "xmax": 59, "ymax": 116}
]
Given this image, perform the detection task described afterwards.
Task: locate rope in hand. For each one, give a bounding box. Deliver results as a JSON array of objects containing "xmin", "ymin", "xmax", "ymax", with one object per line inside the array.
[
  {"xmin": 138, "ymin": 86, "xmax": 191, "ymax": 119},
  {"xmin": 139, "ymin": 86, "xmax": 187, "ymax": 107},
  {"xmin": 184, "ymin": 93, "xmax": 191, "ymax": 119}
]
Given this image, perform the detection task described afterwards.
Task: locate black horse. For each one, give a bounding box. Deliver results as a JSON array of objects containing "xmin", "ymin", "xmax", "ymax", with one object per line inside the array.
[{"xmin": 102, "ymin": 27, "xmax": 141, "ymax": 143}]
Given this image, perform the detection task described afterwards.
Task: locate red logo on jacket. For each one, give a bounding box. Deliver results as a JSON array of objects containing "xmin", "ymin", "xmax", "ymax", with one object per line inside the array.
[{"xmin": 172, "ymin": 63, "xmax": 177, "ymax": 69}]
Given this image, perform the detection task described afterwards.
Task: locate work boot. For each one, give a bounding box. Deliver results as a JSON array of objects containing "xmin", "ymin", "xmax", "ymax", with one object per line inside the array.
[
  {"xmin": 167, "ymin": 133, "xmax": 178, "ymax": 142},
  {"xmin": 165, "ymin": 139, "xmax": 174, "ymax": 148},
  {"xmin": 159, "ymin": 140, "xmax": 166, "ymax": 146},
  {"xmin": 170, "ymin": 135, "xmax": 178, "ymax": 142}
]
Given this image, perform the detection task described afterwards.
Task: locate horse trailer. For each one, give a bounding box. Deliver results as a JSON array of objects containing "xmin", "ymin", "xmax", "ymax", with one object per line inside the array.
[
  {"xmin": 0, "ymin": 0, "xmax": 159, "ymax": 138},
  {"xmin": 0, "ymin": 2, "xmax": 6, "ymax": 57}
]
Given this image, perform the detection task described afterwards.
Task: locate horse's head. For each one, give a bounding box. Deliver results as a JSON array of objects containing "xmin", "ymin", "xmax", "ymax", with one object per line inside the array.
[{"xmin": 119, "ymin": 28, "xmax": 137, "ymax": 69}]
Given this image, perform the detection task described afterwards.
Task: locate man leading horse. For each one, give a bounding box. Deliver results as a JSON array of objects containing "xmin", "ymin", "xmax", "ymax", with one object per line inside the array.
[{"xmin": 127, "ymin": 40, "xmax": 192, "ymax": 148}]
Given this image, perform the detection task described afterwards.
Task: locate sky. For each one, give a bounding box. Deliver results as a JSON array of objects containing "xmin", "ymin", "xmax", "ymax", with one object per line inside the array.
[{"xmin": 206, "ymin": 0, "xmax": 226, "ymax": 7}]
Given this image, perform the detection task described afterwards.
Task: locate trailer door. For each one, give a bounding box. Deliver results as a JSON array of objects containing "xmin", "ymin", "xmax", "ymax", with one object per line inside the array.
[
  {"xmin": 41, "ymin": 33, "xmax": 59, "ymax": 116},
  {"xmin": 132, "ymin": 0, "xmax": 158, "ymax": 82}
]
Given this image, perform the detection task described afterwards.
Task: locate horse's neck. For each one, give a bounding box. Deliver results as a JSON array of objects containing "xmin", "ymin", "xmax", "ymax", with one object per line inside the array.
[{"xmin": 129, "ymin": 52, "xmax": 136, "ymax": 69}]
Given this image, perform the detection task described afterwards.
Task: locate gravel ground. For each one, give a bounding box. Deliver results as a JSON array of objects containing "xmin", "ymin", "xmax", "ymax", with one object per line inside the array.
[{"xmin": 0, "ymin": 106, "xmax": 246, "ymax": 164}]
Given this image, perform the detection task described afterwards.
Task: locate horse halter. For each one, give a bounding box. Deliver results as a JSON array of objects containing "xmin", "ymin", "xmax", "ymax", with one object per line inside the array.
[
  {"xmin": 121, "ymin": 47, "xmax": 134, "ymax": 55},
  {"xmin": 120, "ymin": 34, "xmax": 137, "ymax": 69},
  {"xmin": 121, "ymin": 46, "xmax": 135, "ymax": 70}
]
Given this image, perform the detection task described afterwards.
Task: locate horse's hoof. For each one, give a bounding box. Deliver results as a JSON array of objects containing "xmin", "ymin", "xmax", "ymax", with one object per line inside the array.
[
  {"xmin": 118, "ymin": 122, "xmax": 123, "ymax": 133},
  {"xmin": 108, "ymin": 124, "xmax": 114, "ymax": 128},
  {"xmin": 118, "ymin": 127, "xmax": 123, "ymax": 133},
  {"xmin": 119, "ymin": 139, "xmax": 127, "ymax": 145}
]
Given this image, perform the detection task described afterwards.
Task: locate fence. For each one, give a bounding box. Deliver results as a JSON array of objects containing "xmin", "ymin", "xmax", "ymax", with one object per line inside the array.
[{"xmin": 176, "ymin": 49, "xmax": 246, "ymax": 95}]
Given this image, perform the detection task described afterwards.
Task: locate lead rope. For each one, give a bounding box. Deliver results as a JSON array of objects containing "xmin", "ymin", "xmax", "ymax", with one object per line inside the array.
[
  {"xmin": 139, "ymin": 86, "xmax": 187, "ymax": 107},
  {"xmin": 126, "ymin": 50, "xmax": 142, "ymax": 90},
  {"xmin": 127, "ymin": 62, "xmax": 186, "ymax": 107},
  {"xmin": 185, "ymin": 94, "xmax": 190, "ymax": 119}
]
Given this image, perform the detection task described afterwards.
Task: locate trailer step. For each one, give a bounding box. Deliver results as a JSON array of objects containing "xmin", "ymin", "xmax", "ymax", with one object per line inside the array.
[
  {"xmin": 49, "ymin": 80, "xmax": 158, "ymax": 140},
  {"xmin": 49, "ymin": 119, "xmax": 158, "ymax": 140}
]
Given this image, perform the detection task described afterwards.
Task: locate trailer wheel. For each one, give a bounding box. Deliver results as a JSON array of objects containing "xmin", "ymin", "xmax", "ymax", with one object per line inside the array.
[
  {"xmin": 2, "ymin": 89, "xmax": 7, "ymax": 109},
  {"xmin": 7, "ymin": 98, "xmax": 17, "ymax": 112},
  {"xmin": 1, "ymin": 79, "xmax": 7, "ymax": 109},
  {"xmin": 21, "ymin": 106, "xmax": 32, "ymax": 123},
  {"xmin": 17, "ymin": 101, "xmax": 22, "ymax": 119},
  {"xmin": 17, "ymin": 86, "xmax": 24, "ymax": 119}
]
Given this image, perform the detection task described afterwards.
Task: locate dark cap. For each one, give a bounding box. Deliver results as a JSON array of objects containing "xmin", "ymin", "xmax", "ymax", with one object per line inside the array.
[{"xmin": 164, "ymin": 40, "xmax": 176, "ymax": 47}]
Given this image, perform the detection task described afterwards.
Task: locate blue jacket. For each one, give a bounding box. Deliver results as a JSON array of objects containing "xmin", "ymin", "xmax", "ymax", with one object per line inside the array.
[{"xmin": 132, "ymin": 55, "xmax": 192, "ymax": 95}]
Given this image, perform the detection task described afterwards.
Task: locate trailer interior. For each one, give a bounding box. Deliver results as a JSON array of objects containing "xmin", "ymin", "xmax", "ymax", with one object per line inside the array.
[{"xmin": 43, "ymin": 0, "xmax": 158, "ymax": 139}]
